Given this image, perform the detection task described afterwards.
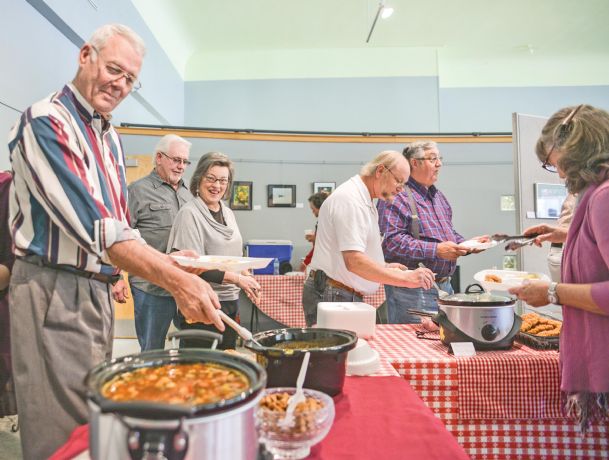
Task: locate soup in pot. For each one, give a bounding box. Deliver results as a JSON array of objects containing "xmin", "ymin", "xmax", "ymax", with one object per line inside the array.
[
  {"xmin": 101, "ymin": 362, "xmax": 249, "ymax": 405},
  {"xmin": 273, "ymin": 338, "xmax": 342, "ymax": 350}
]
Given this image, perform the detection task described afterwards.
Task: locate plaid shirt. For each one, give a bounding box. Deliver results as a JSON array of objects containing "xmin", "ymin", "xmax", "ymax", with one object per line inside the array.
[{"xmin": 377, "ymin": 178, "xmax": 464, "ymax": 277}]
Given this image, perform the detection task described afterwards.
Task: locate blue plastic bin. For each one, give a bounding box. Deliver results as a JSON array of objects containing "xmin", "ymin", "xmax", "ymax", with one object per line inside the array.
[{"xmin": 246, "ymin": 240, "xmax": 293, "ymax": 274}]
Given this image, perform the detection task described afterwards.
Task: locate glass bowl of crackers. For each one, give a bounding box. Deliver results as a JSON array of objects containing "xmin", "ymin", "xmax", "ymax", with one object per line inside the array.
[{"xmin": 256, "ymin": 387, "xmax": 335, "ymax": 459}]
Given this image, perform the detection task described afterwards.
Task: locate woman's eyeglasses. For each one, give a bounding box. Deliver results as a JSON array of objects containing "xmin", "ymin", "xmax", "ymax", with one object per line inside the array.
[
  {"xmin": 203, "ymin": 175, "xmax": 229, "ymax": 185},
  {"xmin": 541, "ymin": 104, "xmax": 584, "ymax": 173}
]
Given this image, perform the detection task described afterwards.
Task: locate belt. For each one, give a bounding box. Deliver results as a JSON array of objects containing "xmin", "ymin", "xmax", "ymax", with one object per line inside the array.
[
  {"xmin": 310, "ymin": 270, "xmax": 364, "ymax": 298},
  {"xmin": 551, "ymin": 243, "xmax": 563, "ymax": 248},
  {"xmin": 18, "ymin": 255, "xmax": 121, "ymax": 285},
  {"xmin": 436, "ymin": 276, "xmax": 450, "ymax": 284}
]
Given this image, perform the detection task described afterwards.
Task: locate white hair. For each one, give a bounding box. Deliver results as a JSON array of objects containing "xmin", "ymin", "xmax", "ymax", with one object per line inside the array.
[
  {"xmin": 89, "ymin": 23, "xmax": 146, "ymax": 58},
  {"xmin": 154, "ymin": 134, "xmax": 191, "ymax": 155},
  {"xmin": 360, "ymin": 150, "xmax": 402, "ymax": 176}
]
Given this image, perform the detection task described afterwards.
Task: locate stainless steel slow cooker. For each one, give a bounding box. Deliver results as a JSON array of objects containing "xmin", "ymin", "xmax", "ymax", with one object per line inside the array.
[
  {"xmin": 436, "ymin": 284, "xmax": 522, "ymax": 350},
  {"xmin": 86, "ymin": 344, "xmax": 266, "ymax": 460}
]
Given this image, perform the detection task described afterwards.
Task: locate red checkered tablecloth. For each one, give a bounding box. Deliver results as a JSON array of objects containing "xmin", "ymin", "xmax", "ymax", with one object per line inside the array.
[
  {"xmin": 253, "ymin": 273, "xmax": 385, "ymax": 328},
  {"xmin": 369, "ymin": 325, "xmax": 609, "ymax": 460}
]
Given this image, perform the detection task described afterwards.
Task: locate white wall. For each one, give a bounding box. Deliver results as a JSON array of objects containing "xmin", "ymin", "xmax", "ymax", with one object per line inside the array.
[{"xmin": 0, "ymin": 0, "xmax": 184, "ymax": 170}]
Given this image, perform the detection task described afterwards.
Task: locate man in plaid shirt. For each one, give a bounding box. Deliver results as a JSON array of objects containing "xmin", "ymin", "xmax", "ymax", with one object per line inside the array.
[{"xmin": 377, "ymin": 141, "xmax": 473, "ymax": 323}]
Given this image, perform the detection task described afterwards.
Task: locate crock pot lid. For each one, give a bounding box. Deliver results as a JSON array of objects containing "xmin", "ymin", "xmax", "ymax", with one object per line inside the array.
[{"xmin": 439, "ymin": 291, "xmax": 515, "ymax": 306}]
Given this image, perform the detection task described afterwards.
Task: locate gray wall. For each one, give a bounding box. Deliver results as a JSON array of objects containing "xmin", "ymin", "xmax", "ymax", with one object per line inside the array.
[
  {"xmin": 0, "ymin": 0, "xmax": 184, "ymax": 170},
  {"xmin": 185, "ymin": 77, "xmax": 440, "ymax": 132},
  {"xmin": 185, "ymin": 77, "xmax": 609, "ymax": 133},
  {"xmin": 440, "ymin": 86, "xmax": 609, "ymax": 132},
  {"xmin": 122, "ymin": 133, "xmax": 514, "ymax": 289}
]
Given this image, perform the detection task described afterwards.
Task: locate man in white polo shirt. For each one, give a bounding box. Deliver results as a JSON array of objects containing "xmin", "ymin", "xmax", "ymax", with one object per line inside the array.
[{"xmin": 302, "ymin": 150, "xmax": 434, "ymax": 326}]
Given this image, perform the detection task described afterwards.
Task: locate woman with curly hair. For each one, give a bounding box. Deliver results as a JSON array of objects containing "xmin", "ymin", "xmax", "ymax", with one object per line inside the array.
[{"xmin": 510, "ymin": 104, "xmax": 609, "ymax": 433}]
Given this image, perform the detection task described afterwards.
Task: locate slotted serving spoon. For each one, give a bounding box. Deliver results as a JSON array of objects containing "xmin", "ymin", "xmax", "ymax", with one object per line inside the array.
[
  {"xmin": 278, "ymin": 351, "xmax": 311, "ymax": 430},
  {"xmin": 418, "ymin": 263, "xmax": 449, "ymax": 298}
]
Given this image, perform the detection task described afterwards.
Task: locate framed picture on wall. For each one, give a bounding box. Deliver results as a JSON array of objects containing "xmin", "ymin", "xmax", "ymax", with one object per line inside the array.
[
  {"xmin": 534, "ymin": 183, "xmax": 567, "ymax": 219},
  {"xmin": 229, "ymin": 181, "xmax": 253, "ymax": 210},
  {"xmin": 268, "ymin": 184, "xmax": 296, "ymax": 207},
  {"xmin": 503, "ymin": 255, "xmax": 517, "ymax": 270},
  {"xmin": 312, "ymin": 182, "xmax": 336, "ymax": 194}
]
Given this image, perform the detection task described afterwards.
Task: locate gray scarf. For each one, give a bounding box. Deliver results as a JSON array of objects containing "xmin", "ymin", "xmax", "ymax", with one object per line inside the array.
[{"xmin": 192, "ymin": 197, "xmax": 234, "ymax": 240}]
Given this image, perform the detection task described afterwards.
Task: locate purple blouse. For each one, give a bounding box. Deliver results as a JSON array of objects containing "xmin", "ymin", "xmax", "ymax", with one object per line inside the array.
[{"xmin": 560, "ymin": 178, "xmax": 609, "ymax": 393}]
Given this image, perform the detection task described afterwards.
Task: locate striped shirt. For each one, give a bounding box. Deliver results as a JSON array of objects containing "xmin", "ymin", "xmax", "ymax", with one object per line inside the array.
[
  {"xmin": 8, "ymin": 84, "xmax": 143, "ymax": 276},
  {"xmin": 377, "ymin": 177, "xmax": 464, "ymax": 277}
]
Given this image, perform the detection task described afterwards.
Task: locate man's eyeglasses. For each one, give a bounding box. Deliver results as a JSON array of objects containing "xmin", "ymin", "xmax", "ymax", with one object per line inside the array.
[
  {"xmin": 203, "ymin": 175, "xmax": 229, "ymax": 186},
  {"xmin": 384, "ymin": 166, "xmax": 406, "ymax": 189},
  {"xmin": 415, "ymin": 156, "xmax": 443, "ymax": 164},
  {"xmin": 159, "ymin": 151, "xmax": 191, "ymax": 166},
  {"xmin": 90, "ymin": 45, "xmax": 142, "ymax": 92},
  {"xmin": 541, "ymin": 104, "xmax": 584, "ymax": 173}
]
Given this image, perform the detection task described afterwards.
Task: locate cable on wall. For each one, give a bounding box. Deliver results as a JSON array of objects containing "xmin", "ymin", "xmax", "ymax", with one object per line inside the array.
[{"xmin": 0, "ymin": 101, "xmax": 23, "ymax": 114}]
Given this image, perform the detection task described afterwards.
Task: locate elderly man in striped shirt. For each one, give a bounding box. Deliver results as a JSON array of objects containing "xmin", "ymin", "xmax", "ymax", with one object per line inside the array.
[
  {"xmin": 8, "ymin": 24, "xmax": 222, "ymax": 459},
  {"xmin": 378, "ymin": 141, "xmax": 476, "ymax": 323}
]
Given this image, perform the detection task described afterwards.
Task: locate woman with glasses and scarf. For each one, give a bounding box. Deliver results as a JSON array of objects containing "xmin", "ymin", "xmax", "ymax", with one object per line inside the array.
[
  {"xmin": 510, "ymin": 104, "xmax": 609, "ymax": 433},
  {"xmin": 167, "ymin": 152, "xmax": 261, "ymax": 349}
]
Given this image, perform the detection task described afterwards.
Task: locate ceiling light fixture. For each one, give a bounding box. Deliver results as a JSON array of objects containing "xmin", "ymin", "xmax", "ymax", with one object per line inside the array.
[
  {"xmin": 366, "ymin": 1, "xmax": 394, "ymax": 43},
  {"xmin": 381, "ymin": 6, "xmax": 394, "ymax": 19}
]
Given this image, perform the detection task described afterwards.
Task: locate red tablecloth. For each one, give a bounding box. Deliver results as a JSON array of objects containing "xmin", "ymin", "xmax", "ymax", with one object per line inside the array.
[
  {"xmin": 369, "ymin": 324, "xmax": 609, "ymax": 460},
  {"xmin": 254, "ymin": 273, "xmax": 385, "ymax": 328},
  {"xmin": 51, "ymin": 377, "xmax": 467, "ymax": 460},
  {"xmin": 310, "ymin": 376, "xmax": 468, "ymax": 459}
]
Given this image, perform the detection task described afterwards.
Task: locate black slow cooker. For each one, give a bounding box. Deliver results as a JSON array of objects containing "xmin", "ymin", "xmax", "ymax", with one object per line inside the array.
[{"xmin": 245, "ymin": 328, "xmax": 357, "ymax": 396}]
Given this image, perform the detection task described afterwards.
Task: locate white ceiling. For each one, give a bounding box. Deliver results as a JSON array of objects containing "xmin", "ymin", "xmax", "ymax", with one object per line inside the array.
[{"xmin": 131, "ymin": 0, "xmax": 609, "ymax": 86}]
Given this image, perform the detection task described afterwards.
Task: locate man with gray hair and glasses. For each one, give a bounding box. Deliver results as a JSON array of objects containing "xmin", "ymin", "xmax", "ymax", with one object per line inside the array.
[
  {"xmin": 302, "ymin": 150, "xmax": 434, "ymax": 326},
  {"xmin": 8, "ymin": 25, "xmax": 222, "ymax": 458},
  {"xmin": 378, "ymin": 141, "xmax": 476, "ymax": 323},
  {"xmin": 124, "ymin": 133, "xmax": 194, "ymax": 351}
]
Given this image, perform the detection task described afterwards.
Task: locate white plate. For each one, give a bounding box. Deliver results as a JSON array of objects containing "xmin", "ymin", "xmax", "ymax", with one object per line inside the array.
[
  {"xmin": 474, "ymin": 269, "xmax": 550, "ymax": 292},
  {"xmin": 171, "ymin": 255, "xmax": 274, "ymax": 272},
  {"xmin": 459, "ymin": 239, "xmax": 498, "ymax": 250}
]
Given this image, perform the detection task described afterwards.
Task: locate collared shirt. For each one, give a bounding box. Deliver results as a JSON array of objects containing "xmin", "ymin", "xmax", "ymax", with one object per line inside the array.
[
  {"xmin": 377, "ymin": 177, "xmax": 464, "ymax": 277},
  {"xmin": 8, "ymin": 84, "xmax": 142, "ymax": 276},
  {"xmin": 310, "ymin": 175, "xmax": 384, "ymax": 294},
  {"xmin": 128, "ymin": 169, "xmax": 192, "ymax": 295}
]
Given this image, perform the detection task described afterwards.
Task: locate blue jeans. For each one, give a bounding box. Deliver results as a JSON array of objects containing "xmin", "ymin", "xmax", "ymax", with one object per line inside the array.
[
  {"xmin": 132, "ymin": 287, "xmax": 177, "ymax": 351},
  {"xmin": 385, "ymin": 280, "xmax": 453, "ymax": 324},
  {"xmin": 302, "ymin": 275, "xmax": 363, "ymax": 327}
]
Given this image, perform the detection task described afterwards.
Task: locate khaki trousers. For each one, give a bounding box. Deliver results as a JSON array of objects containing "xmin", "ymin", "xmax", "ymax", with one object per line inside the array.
[{"xmin": 9, "ymin": 260, "xmax": 113, "ymax": 460}]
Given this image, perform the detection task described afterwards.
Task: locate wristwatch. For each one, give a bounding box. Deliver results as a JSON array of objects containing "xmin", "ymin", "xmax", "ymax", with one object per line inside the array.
[{"xmin": 547, "ymin": 282, "xmax": 561, "ymax": 305}]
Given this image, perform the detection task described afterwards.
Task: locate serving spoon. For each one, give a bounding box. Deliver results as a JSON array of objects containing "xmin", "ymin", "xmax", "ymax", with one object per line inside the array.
[
  {"xmin": 279, "ymin": 351, "xmax": 311, "ymax": 430},
  {"xmin": 418, "ymin": 263, "xmax": 449, "ymax": 298},
  {"xmin": 217, "ymin": 310, "xmax": 263, "ymax": 347}
]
